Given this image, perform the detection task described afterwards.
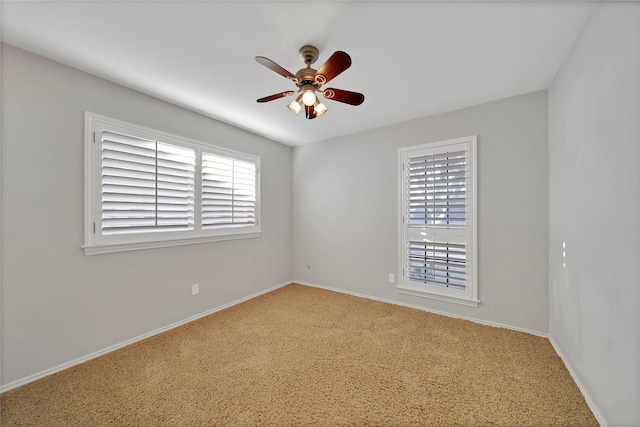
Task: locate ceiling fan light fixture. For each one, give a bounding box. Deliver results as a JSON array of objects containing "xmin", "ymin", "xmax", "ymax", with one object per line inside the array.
[
  {"xmin": 314, "ymin": 101, "xmax": 327, "ymax": 117},
  {"xmin": 301, "ymin": 84, "xmax": 317, "ymax": 106},
  {"xmin": 256, "ymin": 46, "xmax": 364, "ymax": 119},
  {"xmin": 288, "ymin": 94, "xmax": 303, "ymax": 115}
]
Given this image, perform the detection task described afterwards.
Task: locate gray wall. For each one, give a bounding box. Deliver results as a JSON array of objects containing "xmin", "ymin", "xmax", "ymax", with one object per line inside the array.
[
  {"xmin": 292, "ymin": 90, "xmax": 549, "ymax": 334},
  {"xmin": 548, "ymin": 3, "xmax": 640, "ymax": 426},
  {"xmin": 1, "ymin": 44, "xmax": 293, "ymax": 386}
]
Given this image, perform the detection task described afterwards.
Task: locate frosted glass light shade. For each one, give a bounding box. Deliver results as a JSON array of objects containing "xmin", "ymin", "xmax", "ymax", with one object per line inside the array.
[
  {"xmin": 314, "ymin": 102, "xmax": 327, "ymax": 116},
  {"xmin": 302, "ymin": 89, "xmax": 316, "ymax": 106},
  {"xmin": 288, "ymin": 94, "xmax": 303, "ymax": 114}
]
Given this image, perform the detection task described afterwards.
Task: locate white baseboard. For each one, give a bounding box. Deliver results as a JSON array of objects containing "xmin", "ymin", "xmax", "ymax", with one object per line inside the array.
[
  {"xmin": 0, "ymin": 280, "xmax": 292, "ymax": 393},
  {"xmin": 294, "ymin": 280, "xmax": 548, "ymax": 338},
  {"xmin": 548, "ymin": 336, "xmax": 607, "ymax": 427}
]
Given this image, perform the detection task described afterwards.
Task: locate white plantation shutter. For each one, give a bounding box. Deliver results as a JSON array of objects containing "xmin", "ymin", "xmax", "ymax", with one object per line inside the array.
[
  {"xmin": 155, "ymin": 142, "xmax": 195, "ymax": 229},
  {"xmin": 101, "ymin": 130, "xmax": 157, "ymax": 234},
  {"xmin": 408, "ymin": 238, "xmax": 467, "ymax": 289},
  {"xmin": 100, "ymin": 128, "xmax": 195, "ymax": 236},
  {"xmin": 408, "ymin": 150, "xmax": 466, "ymax": 227},
  {"xmin": 201, "ymin": 153, "xmax": 256, "ymax": 229},
  {"xmin": 399, "ymin": 136, "xmax": 477, "ymax": 306},
  {"xmin": 85, "ymin": 113, "xmax": 260, "ymax": 254}
]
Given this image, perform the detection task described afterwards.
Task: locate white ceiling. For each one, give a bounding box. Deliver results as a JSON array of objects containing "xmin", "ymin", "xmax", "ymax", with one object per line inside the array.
[{"xmin": 1, "ymin": 1, "xmax": 596, "ymax": 146}]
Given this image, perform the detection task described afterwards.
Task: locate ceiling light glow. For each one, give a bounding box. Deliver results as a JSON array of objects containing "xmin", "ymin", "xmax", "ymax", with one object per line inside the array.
[
  {"xmin": 302, "ymin": 88, "xmax": 316, "ymax": 106},
  {"xmin": 314, "ymin": 101, "xmax": 327, "ymax": 116},
  {"xmin": 288, "ymin": 94, "xmax": 303, "ymax": 115}
]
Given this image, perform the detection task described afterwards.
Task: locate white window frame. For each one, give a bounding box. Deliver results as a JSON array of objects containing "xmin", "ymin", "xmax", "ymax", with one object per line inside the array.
[
  {"xmin": 398, "ymin": 136, "xmax": 478, "ymax": 307},
  {"xmin": 84, "ymin": 112, "xmax": 261, "ymax": 255}
]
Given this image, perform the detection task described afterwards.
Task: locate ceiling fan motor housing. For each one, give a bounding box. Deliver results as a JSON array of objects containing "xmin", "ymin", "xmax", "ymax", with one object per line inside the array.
[{"xmin": 296, "ymin": 67, "xmax": 319, "ymax": 87}]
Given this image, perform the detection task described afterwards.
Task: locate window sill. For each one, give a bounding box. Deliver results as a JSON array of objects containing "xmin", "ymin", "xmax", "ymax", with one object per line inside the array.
[
  {"xmin": 83, "ymin": 232, "xmax": 261, "ymax": 255},
  {"xmin": 397, "ymin": 286, "xmax": 479, "ymax": 307}
]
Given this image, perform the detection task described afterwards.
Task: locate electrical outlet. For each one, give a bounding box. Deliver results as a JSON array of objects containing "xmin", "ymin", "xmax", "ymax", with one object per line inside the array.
[
  {"xmin": 191, "ymin": 283, "xmax": 199, "ymax": 296},
  {"xmin": 388, "ymin": 273, "xmax": 395, "ymax": 283}
]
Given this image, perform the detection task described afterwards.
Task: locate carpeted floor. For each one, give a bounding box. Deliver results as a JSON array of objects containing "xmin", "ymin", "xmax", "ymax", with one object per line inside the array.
[{"xmin": 1, "ymin": 283, "xmax": 597, "ymax": 426}]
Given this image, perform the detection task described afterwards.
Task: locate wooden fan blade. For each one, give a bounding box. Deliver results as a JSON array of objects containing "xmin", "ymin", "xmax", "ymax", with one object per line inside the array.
[
  {"xmin": 257, "ymin": 91, "xmax": 295, "ymax": 103},
  {"xmin": 314, "ymin": 51, "xmax": 351, "ymax": 84},
  {"xmin": 305, "ymin": 105, "xmax": 317, "ymax": 119},
  {"xmin": 255, "ymin": 56, "xmax": 298, "ymax": 83},
  {"xmin": 322, "ymin": 88, "xmax": 365, "ymax": 106}
]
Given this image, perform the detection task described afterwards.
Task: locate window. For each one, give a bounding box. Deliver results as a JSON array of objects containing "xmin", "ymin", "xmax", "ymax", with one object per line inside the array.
[
  {"xmin": 398, "ymin": 136, "xmax": 478, "ymax": 306},
  {"xmin": 84, "ymin": 112, "xmax": 260, "ymax": 255}
]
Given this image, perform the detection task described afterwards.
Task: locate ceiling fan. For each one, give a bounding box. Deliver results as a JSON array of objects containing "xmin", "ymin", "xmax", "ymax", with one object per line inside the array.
[{"xmin": 256, "ymin": 45, "xmax": 365, "ymax": 119}]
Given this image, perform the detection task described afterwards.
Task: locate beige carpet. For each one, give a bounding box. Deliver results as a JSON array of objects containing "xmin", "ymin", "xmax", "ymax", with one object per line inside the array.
[{"xmin": 1, "ymin": 283, "xmax": 597, "ymax": 426}]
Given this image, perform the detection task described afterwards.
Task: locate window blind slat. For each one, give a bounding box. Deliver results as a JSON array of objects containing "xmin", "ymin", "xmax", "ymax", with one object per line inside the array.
[
  {"xmin": 102, "ymin": 159, "xmax": 156, "ymax": 174},
  {"xmin": 102, "ymin": 185, "xmax": 156, "ymax": 196},
  {"xmin": 102, "ymin": 131, "xmax": 155, "ymax": 149},
  {"xmin": 102, "ymin": 149, "xmax": 156, "ymax": 166},
  {"xmin": 103, "ymin": 224, "xmax": 193, "ymax": 235}
]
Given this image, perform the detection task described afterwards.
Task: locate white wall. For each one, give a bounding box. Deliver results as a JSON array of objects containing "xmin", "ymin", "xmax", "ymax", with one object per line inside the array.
[
  {"xmin": 0, "ymin": 44, "xmax": 292, "ymax": 387},
  {"xmin": 548, "ymin": 3, "xmax": 640, "ymax": 426},
  {"xmin": 293, "ymin": 90, "xmax": 549, "ymax": 334}
]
